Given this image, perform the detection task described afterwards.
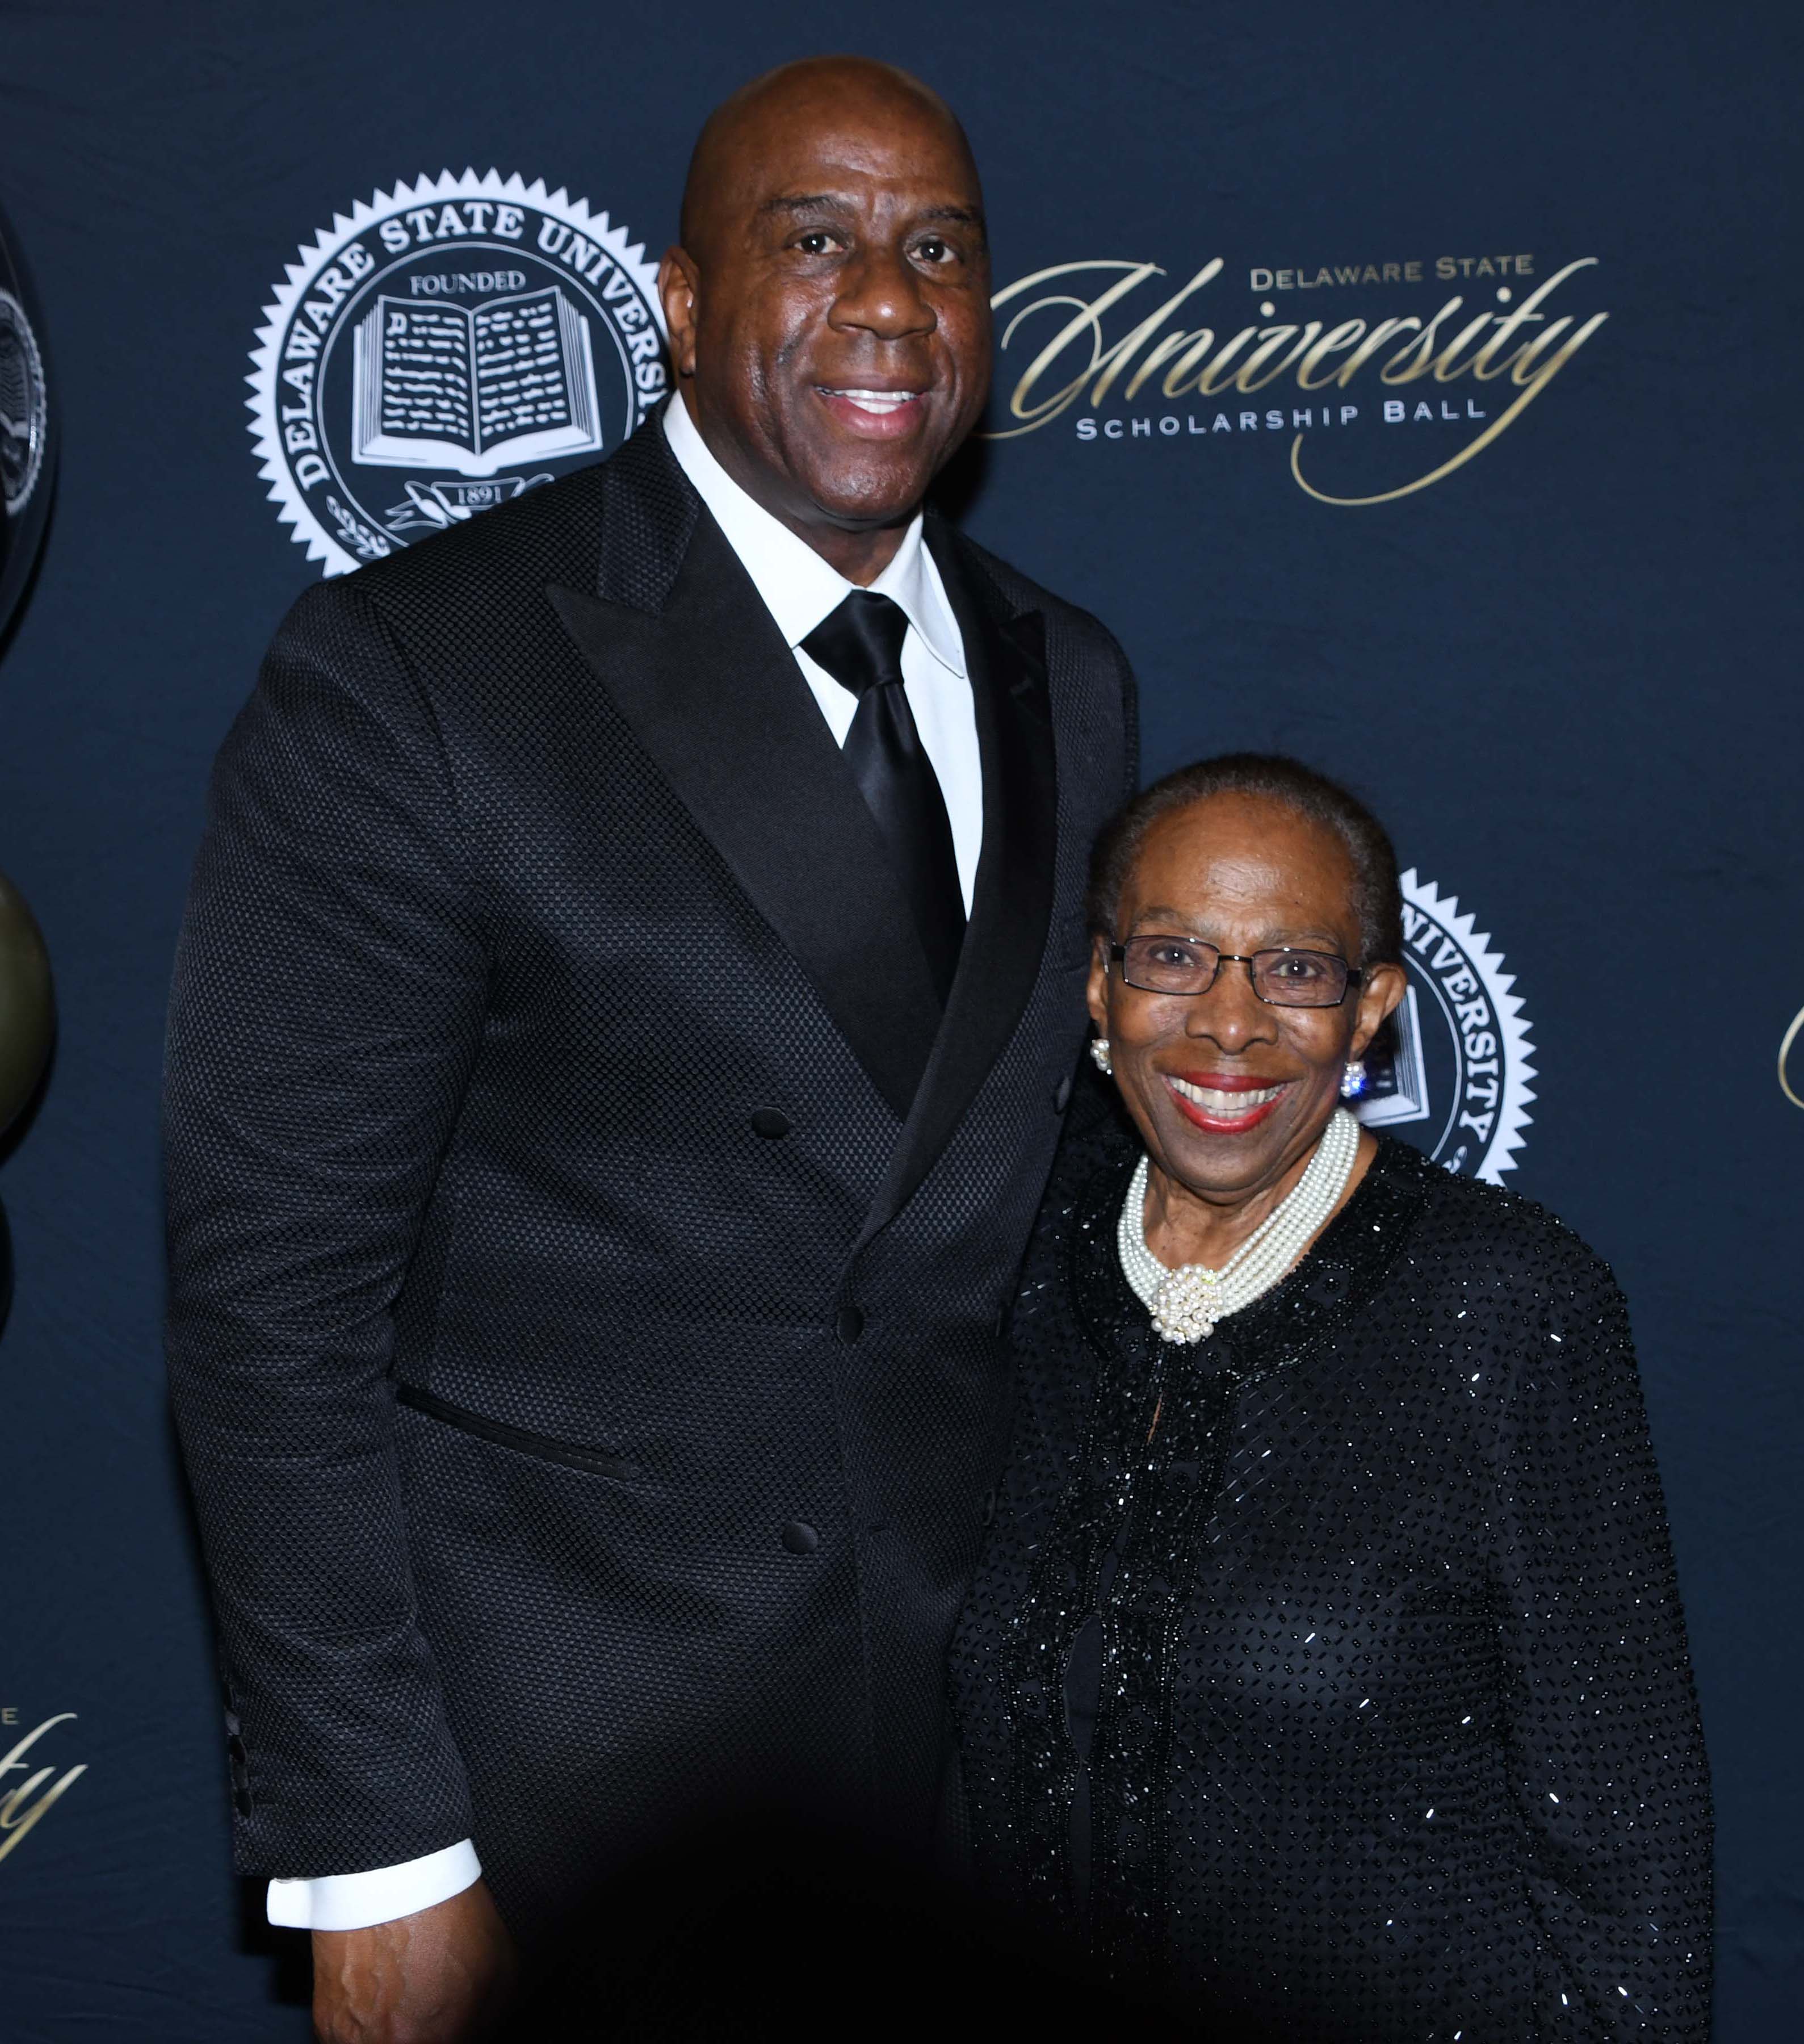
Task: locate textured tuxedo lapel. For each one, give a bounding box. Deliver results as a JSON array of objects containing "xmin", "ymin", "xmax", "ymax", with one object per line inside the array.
[
  {"xmin": 547, "ymin": 433, "xmax": 943, "ymax": 1120},
  {"xmin": 859, "ymin": 521, "xmax": 1060, "ymax": 1238},
  {"xmin": 589, "ymin": 414, "xmax": 702, "ymax": 613}
]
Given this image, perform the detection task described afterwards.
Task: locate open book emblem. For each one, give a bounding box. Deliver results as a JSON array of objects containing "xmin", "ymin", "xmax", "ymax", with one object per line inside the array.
[
  {"xmin": 249, "ymin": 171, "xmax": 666, "ymax": 576},
  {"xmin": 352, "ymin": 287, "xmax": 603, "ymax": 479},
  {"xmin": 1356, "ymin": 983, "xmax": 1430, "ymax": 1129}
]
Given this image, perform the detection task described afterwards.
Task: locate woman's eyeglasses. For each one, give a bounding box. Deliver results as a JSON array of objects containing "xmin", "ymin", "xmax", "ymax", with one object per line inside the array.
[{"xmin": 1110, "ymin": 935, "xmax": 1362, "ymax": 1008}]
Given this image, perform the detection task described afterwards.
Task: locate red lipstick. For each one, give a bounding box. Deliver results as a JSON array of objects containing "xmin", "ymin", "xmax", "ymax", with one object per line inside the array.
[{"xmin": 1163, "ymin": 1071, "xmax": 1291, "ymax": 1136}]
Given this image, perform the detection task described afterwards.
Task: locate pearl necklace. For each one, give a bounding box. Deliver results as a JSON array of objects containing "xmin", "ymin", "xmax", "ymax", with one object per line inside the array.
[{"xmin": 1117, "ymin": 1107, "xmax": 1361, "ymax": 1344}]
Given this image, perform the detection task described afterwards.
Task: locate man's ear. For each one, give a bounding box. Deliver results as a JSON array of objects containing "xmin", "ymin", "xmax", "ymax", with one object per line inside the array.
[{"xmin": 657, "ymin": 246, "xmax": 700, "ymax": 379}]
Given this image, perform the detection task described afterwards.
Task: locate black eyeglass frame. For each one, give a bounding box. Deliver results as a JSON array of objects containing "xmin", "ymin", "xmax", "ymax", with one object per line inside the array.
[{"xmin": 1107, "ymin": 936, "xmax": 1365, "ymax": 1008}]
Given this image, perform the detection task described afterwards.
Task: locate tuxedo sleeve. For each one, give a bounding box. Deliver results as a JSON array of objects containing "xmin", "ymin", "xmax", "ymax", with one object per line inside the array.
[{"xmin": 164, "ymin": 576, "xmax": 486, "ymax": 1879}]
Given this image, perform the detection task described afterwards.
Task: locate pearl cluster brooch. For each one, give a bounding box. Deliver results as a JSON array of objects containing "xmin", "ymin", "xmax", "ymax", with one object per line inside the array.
[{"xmin": 1117, "ymin": 1107, "xmax": 1362, "ymax": 1344}]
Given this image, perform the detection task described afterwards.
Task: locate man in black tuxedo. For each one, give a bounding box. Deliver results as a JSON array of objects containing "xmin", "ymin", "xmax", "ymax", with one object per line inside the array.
[{"xmin": 166, "ymin": 56, "xmax": 1134, "ymax": 2039}]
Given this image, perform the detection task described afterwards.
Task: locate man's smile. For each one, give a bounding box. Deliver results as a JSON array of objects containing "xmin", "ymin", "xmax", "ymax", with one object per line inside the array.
[{"xmin": 812, "ymin": 384, "xmax": 930, "ymax": 435}]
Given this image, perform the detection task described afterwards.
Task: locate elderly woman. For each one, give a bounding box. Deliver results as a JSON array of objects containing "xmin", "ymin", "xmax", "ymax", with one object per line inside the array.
[{"xmin": 947, "ymin": 755, "xmax": 1711, "ymax": 2041}]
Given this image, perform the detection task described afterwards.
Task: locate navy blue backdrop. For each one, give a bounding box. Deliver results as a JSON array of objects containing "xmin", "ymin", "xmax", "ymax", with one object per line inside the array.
[{"xmin": 1, "ymin": 3, "xmax": 1798, "ymax": 2035}]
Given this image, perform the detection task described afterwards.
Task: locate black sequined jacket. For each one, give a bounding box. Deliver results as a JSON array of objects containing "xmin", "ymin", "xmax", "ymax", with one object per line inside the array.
[{"xmin": 949, "ymin": 1127, "xmax": 1712, "ymax": 2041}]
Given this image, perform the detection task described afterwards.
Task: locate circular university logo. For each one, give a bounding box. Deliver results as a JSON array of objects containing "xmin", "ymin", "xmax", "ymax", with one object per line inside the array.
[
  {"xmin": 248, "ymin": 171, "xmax": 666, "ymax": 576},
  {"xmin": 0, "ymin": 287, "xmax": 47, "ymax": 520},
  {"xmin": 1355, "ymin": 869, "xmax": 1536, "ymax": 1182}
]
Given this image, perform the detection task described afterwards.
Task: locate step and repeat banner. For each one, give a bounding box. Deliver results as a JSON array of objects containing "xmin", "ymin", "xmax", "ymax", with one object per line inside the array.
[{"xmin": 0, "ymin": 3, "xmax": 1797, "ymax": 2035}]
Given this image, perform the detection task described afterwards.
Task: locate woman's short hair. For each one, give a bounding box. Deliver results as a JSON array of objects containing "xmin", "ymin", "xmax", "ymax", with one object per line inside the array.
[{"xmin": 1086, "ymin": 753, "xmax": 1405, "ymax": 967}]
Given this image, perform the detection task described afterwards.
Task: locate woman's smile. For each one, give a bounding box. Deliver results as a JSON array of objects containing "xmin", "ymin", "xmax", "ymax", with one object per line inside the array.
[{"xmin": 1164, "ymin": 1070, "xmax": 1291, "ymax": 1133}]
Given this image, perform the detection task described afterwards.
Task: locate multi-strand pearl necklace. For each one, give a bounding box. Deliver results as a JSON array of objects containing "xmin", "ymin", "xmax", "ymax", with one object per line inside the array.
[{"xmin": 1116, "ymin": 1106, "xmax": 1361, "ymax": 1344}]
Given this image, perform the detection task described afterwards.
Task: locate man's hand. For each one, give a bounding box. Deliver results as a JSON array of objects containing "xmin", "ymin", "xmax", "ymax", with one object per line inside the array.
[{"xmin": 312, "ymin": 1880, "xmax": 517, "ymax": 2044}]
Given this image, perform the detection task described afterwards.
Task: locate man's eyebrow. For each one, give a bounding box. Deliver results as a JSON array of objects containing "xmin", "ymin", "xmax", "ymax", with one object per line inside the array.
[
  {"xmin": 754, "ymin": 195, "xmax": 988, "ymax": 235},
  {"xmin": 757, "ymin": 193, "xmax": 852, "ymax": 218}
]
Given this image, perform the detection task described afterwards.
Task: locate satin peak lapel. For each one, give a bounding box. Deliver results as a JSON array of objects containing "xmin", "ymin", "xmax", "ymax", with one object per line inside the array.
[{"xmin": 547, "ymin": 500, "xmax": 944, "ymax": 1121}]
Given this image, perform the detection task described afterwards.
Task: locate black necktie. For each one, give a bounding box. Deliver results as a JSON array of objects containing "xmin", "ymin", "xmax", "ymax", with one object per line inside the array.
[{"xmin": 802, "ymin": 590, "xmax": 966, "ymax": 1006}]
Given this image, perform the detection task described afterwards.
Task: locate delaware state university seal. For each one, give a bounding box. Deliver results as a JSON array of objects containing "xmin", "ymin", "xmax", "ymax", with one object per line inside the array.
[
  {"xmin": 1355, "ymin": 869, "xmax": 1536, "ymax": 1182},
  {"xmin": 0, "ymin": 287, "xmax": 47, "ymax": 522},
  {"xmin": 1, "ymin": 197, "xmax": 58, "ymax": 643},
  {"xmin": 249, "ymin": 171, "xmax": 665, "ymax": 575}
]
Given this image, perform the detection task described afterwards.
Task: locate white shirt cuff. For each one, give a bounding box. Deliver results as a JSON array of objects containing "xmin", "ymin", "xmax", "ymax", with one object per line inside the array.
[{"xmin": 266, "ymin": 1837, "xmax": 481, "ymax": 1930}]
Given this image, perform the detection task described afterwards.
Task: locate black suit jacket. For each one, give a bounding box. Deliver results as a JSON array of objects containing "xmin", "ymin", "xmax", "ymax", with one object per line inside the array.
[{"xmin": 163, "ymin": 419, "xmax": 1135, "ymax": 1936}]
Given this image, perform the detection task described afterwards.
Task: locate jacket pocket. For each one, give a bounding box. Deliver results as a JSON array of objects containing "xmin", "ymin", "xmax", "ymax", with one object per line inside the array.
[{"xmin": 396, "ymin": 1381, "xmax": 644, "ymax": 1483}]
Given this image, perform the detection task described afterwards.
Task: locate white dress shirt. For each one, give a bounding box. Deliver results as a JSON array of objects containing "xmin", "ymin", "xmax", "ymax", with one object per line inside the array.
[
  {"xmin": 663, "ymin": 392, "xmax": 981, "ymax": 910},
  {"xmin": 267, "ymin": 397, "xmax": 981, "ymax": 1933}
]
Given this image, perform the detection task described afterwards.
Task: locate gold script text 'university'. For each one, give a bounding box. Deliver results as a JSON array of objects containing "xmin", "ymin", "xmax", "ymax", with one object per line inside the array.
[
  {"xmin": 986, "ymin": 257, "xmax": 1608, "ymax": 505},
  {"xmin": 0, "ymin": 1715, "xmax": 87, "ymax": 1867}
]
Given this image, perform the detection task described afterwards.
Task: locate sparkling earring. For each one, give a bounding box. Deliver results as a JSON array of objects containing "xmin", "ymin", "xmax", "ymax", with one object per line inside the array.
[
  {"xmin": 1090, "ymin": 1037, "xmax": 1113, "ymax": 1077},
  {"xmin": 1339, "ymin": 1058, "xmax": 1366, "ymax": 1099}
]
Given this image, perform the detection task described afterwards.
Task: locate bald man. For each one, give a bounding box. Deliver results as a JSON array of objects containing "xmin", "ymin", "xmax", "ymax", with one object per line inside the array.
[{"xmin": 166, "ymin": 57, "xmax": 1134, "ymax": 2038}]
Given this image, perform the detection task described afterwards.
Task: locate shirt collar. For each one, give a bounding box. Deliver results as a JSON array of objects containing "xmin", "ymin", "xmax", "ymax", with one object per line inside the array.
[{"xmin": 661, "ymin": 396, "xmax": 965, "ymax": 679}]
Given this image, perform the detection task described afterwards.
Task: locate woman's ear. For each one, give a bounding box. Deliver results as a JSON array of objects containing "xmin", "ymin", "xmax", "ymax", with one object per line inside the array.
[
  {"xmin": 1349, "ymin": 960, "xmax": 1407, "ymax": 1060},
  {"xmin": 1086, "ymin": 936, "xmax": 1111, "ymax": 1038}
]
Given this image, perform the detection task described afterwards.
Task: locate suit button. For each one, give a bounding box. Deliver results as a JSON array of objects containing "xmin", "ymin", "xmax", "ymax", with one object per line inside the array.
[
  {"xmin": 750, "ymin": 1108, "xmax": 791, "ymax": 1140},
  {"xmin": 982, "ymin": 1488, "xmax": 998, "ymax": 1527},
  {"xmin": 781, "ymin": 1521, "xmax": 820, "ymax": 1554},
  {"xmin": 834, "ymin": 1304, "xmax": 865, "ymax": 1343},
  {"xmin": 1053, "ymin": 1074, "xmax": 1073, "ymax": 1112}
]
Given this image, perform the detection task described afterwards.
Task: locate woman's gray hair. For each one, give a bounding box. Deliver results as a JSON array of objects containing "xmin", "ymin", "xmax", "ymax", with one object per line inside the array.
[{"xmin": 1085, "ymin": 753, "xmax": 1405, "ymax": 967}]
